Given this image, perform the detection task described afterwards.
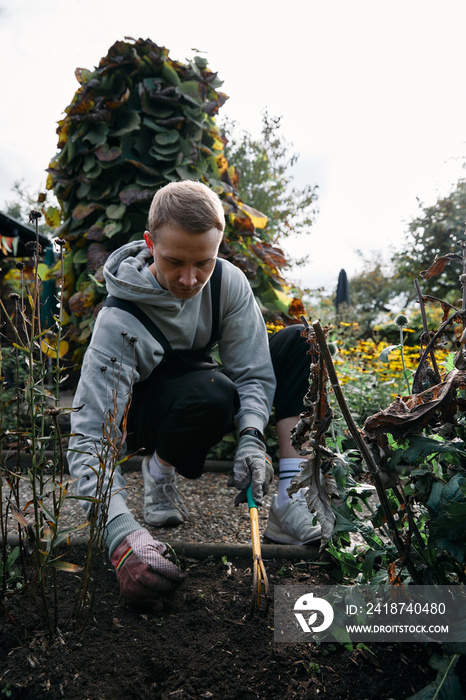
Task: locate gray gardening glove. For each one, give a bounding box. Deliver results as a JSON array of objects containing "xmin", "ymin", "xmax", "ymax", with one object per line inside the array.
[
  {"xmin": 228, "ymin": 434, "xmax": 274, "ymax": 507},
  {"xmin": 110, "ymin": 528, "xmax": 185, "ymax": 603}
]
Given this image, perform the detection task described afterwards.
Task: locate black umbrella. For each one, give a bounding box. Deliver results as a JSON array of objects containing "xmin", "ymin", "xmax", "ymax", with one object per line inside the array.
[{"xmin": 335, "ymin": 269, "xmax": 350, "ymax": 312}]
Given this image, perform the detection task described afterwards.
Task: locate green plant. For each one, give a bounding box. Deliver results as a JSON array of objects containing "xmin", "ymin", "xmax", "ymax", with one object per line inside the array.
[
  {"xmin": 288, "ymin": 246, "xmax": 466, "ymax": 699},
  {"xmin": 0, "ymin": 211, "xmax": 127, "ymax": 636},
  {"xmin": 1, "ymin": 214, "xmax": 78, "ymax": 634},
  {"xmin": 1, "ymin": 683, "xmax": 13, "ymax": 697},
  {"xmin": 0, "ymin": 346, "xmax": 29, "ymax": 433},
  {"xmin": 407, "ymin": 652, "xmax": 463, "ymax": 700},
  {"xmin": 379, "ymin": 313, "xmax": 412, "ymax": 395},
  {"xmin": 0, "ymin": 545, "xmax": 22, "ymax": 594},
  {"xmin": 290, "ymin": 240, "xmax": 466, "ymax": 587}
]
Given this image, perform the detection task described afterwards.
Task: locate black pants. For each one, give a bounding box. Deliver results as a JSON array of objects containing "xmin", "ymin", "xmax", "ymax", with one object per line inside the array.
[{"xmin": 129, "ymin": 324, "xmax": 310, "ymax": 478}]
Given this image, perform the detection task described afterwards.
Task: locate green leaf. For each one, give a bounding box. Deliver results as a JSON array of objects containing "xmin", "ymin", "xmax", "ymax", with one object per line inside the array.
[
  {"xmin": 72, "ymin": 249, "xmax": 88, "ymax": 265},
  {"xmin": 155, "ymin": 130, "xmax": 180, "ymax": 145},
  {"xmin": 407, "ymin": 654, "xmax": 463, "ymax": 700},
  {"xmin": 7, "ymin": 546, "xmax": 20, "ymax": 571},
  {"xmin": 103, "ymin": 221, "xmax": 122, "ymax": 238},
  {"xmin": 113, "ymin": 110, "xmax": 141, "ymax": 136},
  {"xmin": 261, "ymin": 286, "xmax": 293, "ymax": 315},
  {"xmin": 149, "ymin": 141, "xmax": 180, "ymax": 156},
  {"xmin": 392, "ymin": 435, "xmax": 466, "ymax": 465},
  {"xmin": 178, "ymin": 80, "xmax": 202, "ymax": 103},
  {"xmin": 160, "ymin": 61, "xmax": 181, "ymax": 86},
  {"xmin": 441, "ymin": 352, "xmax": 456, "ymax": 373},
  {"xmin": 378, "ymin": 344, "xmax": 401, "ymax": 363},
  {"xmin": 361, "ymin": 549, "xmax": 386, "ymax": 580},
  {"xmin": 83, "ymin": 123, "xmax": 109, "ymax": 147},
  {"xmin": 106, "ymin": 203, "xmax": 126, "ymax": 220}
]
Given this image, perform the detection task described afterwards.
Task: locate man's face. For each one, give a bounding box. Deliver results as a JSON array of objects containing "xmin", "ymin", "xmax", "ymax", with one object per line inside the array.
[{"xmin": 143, "ymin": 224, "xmax": 222, "ymax": 300}]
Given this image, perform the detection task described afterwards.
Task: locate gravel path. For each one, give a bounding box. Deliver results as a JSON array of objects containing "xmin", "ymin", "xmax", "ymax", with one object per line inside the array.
[{"xmin": 1, "ymin": 461, "xmax": 274, "ymax": 546}]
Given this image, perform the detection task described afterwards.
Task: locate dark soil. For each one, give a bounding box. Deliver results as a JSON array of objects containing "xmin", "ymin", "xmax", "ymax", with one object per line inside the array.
[{"xmin": 0, "ymin": 550, "xmax": 459, "ymax": 700}]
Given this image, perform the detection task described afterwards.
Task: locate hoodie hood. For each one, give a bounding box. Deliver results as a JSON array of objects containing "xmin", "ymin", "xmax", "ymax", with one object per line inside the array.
[
  {"xmin": 103, "ymin": 240, "xmax": 184, "ymax": 310},
  {"xmin": 104, "ymin": 240, "xmax": 155, "ymax": 300}
]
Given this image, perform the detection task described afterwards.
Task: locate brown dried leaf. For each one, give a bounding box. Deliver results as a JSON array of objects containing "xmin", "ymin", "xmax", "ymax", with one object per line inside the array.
[
  {"xmin": 119, "ymin": 188, "xmax": 154, "ymax": 205},
  {"xmin": 251, "ymin": 242, "xmax": 287, "ymax": 268},
  {"xmin": 69, "ymin": 286, "xmax": 96, "ymax": 316},
  {"xmin": 231, "ymin": 214, "xmax": 255, "ymax": 236},
  {"xmin": 87, "ymin": 243, "xmax": 110, "ymax": 271},
  {"xmin": 420, "ymin": 254, "xmax": 462, "ymax": 279},
  {"xmin": 288, "ymin": 456, "xmax": 337, "ymax": 549},
  {"xmin": 95, "ymin": 145, "xmax": 122, "ymax": 162},
  {"xmin": 72, "ymin": 202, "xmax": 102, "ymax": 221},
  {"xmin": 364, "ymin": 369, "xmax": 466, "ymax": 439},
  {"xmin": 85, "ymin": 224, "xmax": 104, "ymax": 241},
  {"xmin": 288, "ymin": 297, "xmax": 305, "ymax": 319}
]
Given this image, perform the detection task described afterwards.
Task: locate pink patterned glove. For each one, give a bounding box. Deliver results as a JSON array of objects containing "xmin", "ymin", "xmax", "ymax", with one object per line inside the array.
[{"xmin": 110, "ymin": 529, "xmax": 184, "ymax": 602}]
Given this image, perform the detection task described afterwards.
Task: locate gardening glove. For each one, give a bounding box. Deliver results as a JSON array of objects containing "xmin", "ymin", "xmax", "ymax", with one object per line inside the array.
[
  {"xmin": 228, "ymin": 434, "xmax": 274, "ymax": 507},
  {"xmin": 110, "ymin": 528, "xmax": 184, "ymax": 603}
]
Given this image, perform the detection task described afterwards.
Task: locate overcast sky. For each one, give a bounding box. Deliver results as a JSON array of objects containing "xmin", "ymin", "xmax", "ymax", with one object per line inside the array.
[{"xmin": 1, "ymin": 0, "xmax": 465, "ymax": 293}]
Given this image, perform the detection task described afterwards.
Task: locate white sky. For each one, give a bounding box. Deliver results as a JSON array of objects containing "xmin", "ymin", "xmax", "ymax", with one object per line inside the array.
[{"xmin": 1, "ymin": 0, "xmax": 465, "ymax": 293}]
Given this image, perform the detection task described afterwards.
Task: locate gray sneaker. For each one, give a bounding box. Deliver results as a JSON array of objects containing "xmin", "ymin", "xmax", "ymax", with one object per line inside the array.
[
  {"xmin": 142, "ymin": 457, "xmax": 189, "ymax": 527},
  {"xmin": 264, "ymin": 495, "xmax": 321, "ymax": 545}
]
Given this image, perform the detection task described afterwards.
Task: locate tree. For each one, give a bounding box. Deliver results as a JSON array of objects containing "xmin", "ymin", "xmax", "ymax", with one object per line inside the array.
[
  {"xmin": 392, "ymin": 178, "xmax": 466, "ymax": 300},
  {"xmin": 346, "ymin": 252, "xmax": 408, "ymax": 335},
  {"xmin": 339, "ymin": 177, "xmax": 466, "ymax": 336},
  {"xmin": 221, "ymin": 112, "xmax": 318, "ymax": 264},
  {"xmin": 46, "ymin": 38, "xmax": 306, "ymax": 364}
]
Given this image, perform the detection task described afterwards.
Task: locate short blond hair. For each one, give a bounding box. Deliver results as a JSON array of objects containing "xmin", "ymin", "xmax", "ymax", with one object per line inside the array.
[{"xmin": 147, "ymin": 180, "xmax": 225, "ymax": 239}]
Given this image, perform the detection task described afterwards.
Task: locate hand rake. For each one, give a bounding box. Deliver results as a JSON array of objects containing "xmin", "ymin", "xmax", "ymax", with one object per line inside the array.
[{"xmin": 246, "ymin": 483, "xmax": 270, "ymax": 617}]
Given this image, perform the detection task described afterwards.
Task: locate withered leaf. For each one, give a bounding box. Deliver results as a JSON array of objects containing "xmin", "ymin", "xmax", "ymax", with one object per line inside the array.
[
  {"xmin": 288, "ymin": 456, "xmax": 337, "ymax": 549},
  {"xmin": 118, "ymin": 188, "xmax": 154, "ymax": 205},
  {"xmin": 85, "ymin": 224, "xmax": 104, "ymax": 241},
  {"xmin": 69, "ymin": 285, "xmax": 96, "ymax": 316},
  {"xmin": 288, "ymin": 297, "xmax": 305, "ymax": 318},
  {"xmin": 364, "ymin": 369, "xmax": 466, "ymax": 439},
  {"xmin": 87, "ymin": 243, "xmax": 109, "ymax": 272},
  {"xmin": 95, "ymin": 145, "xmax": 122, "ymax": 162},
  {"xmin": 231, "ymin": 254, "xmax": 258, "ymax": 279},
  {"xmin": 251, "ymin": 242, "xmax": 287, "ymax": 268},
  {"xmin": 231, "ymin": 215, "xmax": 255, "ymax": 236},
  {"xmin": 420, "ymin": 254, "xmax": 462, "ymax": 279},
  {"xmin": 72, "ymin": 202, "xmax": 102, "ymax": 220}
]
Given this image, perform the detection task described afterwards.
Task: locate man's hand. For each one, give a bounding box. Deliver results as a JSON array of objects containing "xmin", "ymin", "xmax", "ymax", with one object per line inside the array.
[
  {"xmin": 110, "ymin": 528, "xmax": 184, "ymax": 603},
  {"xmin": 228, "ymin": 434, "xmax": 274, "ymax": 506}
]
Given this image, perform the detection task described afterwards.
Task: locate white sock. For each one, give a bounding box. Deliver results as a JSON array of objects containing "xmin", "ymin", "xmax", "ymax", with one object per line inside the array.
[
  {"xmin": 277, "ymin": 458, "xmax": 307, "ymax": 507},
  {"xmin": 148, "ymin": 452, "xmax": 175, "ymax": 483}
]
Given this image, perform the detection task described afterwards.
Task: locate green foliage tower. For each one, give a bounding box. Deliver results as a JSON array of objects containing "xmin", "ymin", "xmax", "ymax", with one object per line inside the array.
[{"xmin": 47, "ymin": 38, "xmax": 305, "ymax": 363}]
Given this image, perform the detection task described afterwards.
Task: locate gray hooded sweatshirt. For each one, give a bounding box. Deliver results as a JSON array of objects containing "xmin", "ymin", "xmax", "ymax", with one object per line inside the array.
[{"xmin": 67, "ymin": 240, "xmax": 276, "ymax": 526}]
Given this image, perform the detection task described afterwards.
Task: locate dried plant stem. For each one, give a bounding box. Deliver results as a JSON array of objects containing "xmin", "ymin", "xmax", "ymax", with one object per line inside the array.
[
  {"xmin": 414, "ymin": 278, "xmax": 441, "ymax": 382},
  {"xmin": 308, "ymin": 318, "xmax": 422, "ymax": 584},
  {"xmin": 398, "ymin": 327, "xmax": 411, "ymax": 396}
]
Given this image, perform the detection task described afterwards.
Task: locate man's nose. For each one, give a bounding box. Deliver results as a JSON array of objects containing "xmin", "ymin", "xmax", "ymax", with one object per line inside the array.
[{"xmin": 179, "ymin": 267, "xmax": 197, "ymax": 287}]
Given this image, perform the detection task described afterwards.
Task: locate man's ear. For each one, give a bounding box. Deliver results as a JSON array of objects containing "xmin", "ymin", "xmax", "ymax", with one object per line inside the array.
[{"xmin": 143, "ymin": 231, "xmax": 154, "ymax": 253}]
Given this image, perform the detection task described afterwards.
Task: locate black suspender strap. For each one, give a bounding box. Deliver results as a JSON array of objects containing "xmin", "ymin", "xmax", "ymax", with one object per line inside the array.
[
  {"xmin": 102, "ymin": 296, "xmax": 173, "ymax": 355},
  {"xmin": 102, "ymin": 259, "xmax": 222, "ymax": 349}
]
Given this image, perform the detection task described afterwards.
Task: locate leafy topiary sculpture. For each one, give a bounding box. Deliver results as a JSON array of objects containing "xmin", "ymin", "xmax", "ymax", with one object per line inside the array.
[{"xmin": 47, "ymin": 38, "xmax": 304, "ymax": 364}]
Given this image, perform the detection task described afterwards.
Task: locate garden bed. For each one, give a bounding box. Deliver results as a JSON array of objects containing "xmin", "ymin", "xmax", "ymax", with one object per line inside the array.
[{"xmin": 1, "ymin": 544, "xmax": 456, "ymax": 700}]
